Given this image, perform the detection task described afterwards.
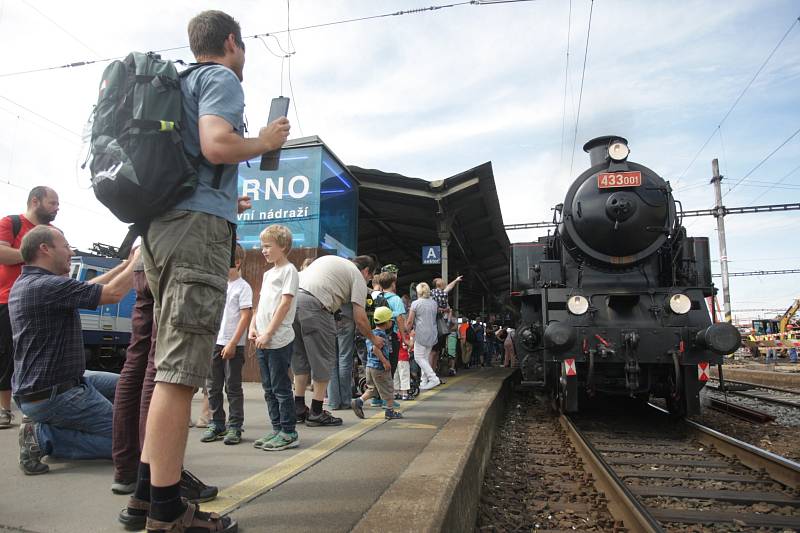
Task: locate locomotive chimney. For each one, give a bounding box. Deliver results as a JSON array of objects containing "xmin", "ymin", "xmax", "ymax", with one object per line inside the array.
[{"xmin": 583, "ymin": 135, "xmax": 629, "ymax": 166}]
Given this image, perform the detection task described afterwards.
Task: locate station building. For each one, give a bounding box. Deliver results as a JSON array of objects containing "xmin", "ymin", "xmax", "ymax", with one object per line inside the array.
[{"xmin": 236, "ymin": 136, "xmax": 510, "ymax": 379}]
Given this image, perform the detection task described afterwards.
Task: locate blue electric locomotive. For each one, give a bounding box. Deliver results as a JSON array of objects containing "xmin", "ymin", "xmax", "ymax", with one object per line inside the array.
[{"xmin": 70, "ymin": 254, "xmax": 135, "ymax": 371}]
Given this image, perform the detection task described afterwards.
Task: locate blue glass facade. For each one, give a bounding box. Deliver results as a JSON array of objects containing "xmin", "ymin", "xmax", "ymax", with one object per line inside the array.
[{"xmin": 236, "ymin": 144, "xmax": 358, "ymax": 257}]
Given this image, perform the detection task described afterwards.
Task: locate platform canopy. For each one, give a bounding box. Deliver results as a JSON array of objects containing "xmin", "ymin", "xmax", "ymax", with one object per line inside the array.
[{"xmin": 350, "ymin": 162, "xmax": 510, "ymax": 315}]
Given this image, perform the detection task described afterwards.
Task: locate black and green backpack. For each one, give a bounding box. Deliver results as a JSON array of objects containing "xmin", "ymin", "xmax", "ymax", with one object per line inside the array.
[{"xmin": 88, "ymin": 52, "xmax": 221, "ymax": 250}]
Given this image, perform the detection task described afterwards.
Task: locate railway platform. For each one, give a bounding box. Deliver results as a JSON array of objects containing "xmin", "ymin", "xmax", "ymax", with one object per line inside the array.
[
  {"xmin": 0, "ymin": 367, "xmax": 514, "ymax": 533},
  {"xmin": 712, "ymin": 363, "xmax": 800, "ymax": 389}
]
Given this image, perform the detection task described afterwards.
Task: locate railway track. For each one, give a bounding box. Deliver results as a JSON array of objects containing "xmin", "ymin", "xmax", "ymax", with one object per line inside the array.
[
  {"xmin": 564, "ymin": 404, "xmax": 800, "ymax": 531},
  {"xmin": 711, "ymin": 378, "xmax": 800, "ymax": 410}
]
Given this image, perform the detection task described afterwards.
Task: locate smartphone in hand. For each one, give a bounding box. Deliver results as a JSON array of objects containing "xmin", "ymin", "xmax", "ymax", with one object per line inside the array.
[{"xmin": 260, "ymin": 96, "xmax": 290, "ymax": 171}]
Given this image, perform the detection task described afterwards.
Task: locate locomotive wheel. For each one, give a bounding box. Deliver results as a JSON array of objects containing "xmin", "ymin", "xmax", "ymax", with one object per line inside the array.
[{"xmin": 666, "ymin": 393, "xmax": 687, "ymax": 418}]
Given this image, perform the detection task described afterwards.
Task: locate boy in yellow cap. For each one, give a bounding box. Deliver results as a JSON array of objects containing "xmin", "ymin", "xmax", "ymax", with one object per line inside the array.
[{"xmin": 351, "ymin": 307, "xmax": 402, "ymax": 420}]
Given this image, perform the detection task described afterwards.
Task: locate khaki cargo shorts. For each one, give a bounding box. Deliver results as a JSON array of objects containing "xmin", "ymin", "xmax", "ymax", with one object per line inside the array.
[
  {"xmin": 142, "ymin": 210, "xmax": 232, "ymax": 388},
  {"xmin": 365, "ymin": 366, "xmax": 393, "ymax": 401},
  {"xmin": 291, "ymin": 291, "xmax": 336, "ymax": 381}
]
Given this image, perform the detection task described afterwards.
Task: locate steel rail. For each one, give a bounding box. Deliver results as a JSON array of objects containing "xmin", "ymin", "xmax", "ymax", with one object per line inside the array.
[
  {"xmin": 649, "ymin": 403, "xmax": 800, "ymax": 489},
  {"xmin": 707, "ymin": 397, "xmax": 776, "ymax": 422},
  {"xmin": 559, "ymin": 415, "xmax": 664, "ymax": 533},
  {"xmin": 712, "ymin": 377, "xmax": 800, "ymax": 396},
  {"xmin": 715, "ymin": 387, "xmax": 800, "ymax": 409}
]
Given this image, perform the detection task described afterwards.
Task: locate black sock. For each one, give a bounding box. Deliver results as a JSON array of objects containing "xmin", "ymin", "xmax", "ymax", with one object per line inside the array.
[
  {"xmin": 149, "ymin": 482, "xmax": 185, "ymax": 523},
  {"xmin": 133, "ymin": 462, "xmax": 151, "ymax": 503},
  {"xmin": 294, "ymin": 396, "xmax": 305, "ymax": 409},
  {"xmin": 311, "ymin": 399, "xmax": 323, "ymax": 415}
]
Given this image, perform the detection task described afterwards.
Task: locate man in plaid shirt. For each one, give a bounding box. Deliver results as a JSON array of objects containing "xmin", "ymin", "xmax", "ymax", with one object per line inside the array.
[{"xmin": 10, "ymin": 226, "xmax": 137, "ymax": 475}]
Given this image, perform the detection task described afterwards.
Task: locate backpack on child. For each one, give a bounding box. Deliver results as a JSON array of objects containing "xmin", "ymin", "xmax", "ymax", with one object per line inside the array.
[
  {"xmin": 87, "ymin": 52, "xmax": 222, "ymax": 255},
  {"xmin": 367, "ymin": 291, "xmax": 393, "ymax": 327}
]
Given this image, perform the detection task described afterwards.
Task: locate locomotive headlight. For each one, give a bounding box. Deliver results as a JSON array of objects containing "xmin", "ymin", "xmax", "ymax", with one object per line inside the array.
[
  {"xmin": 668, "ymin": 293, "xmax": 691, "ymax": 315},
  {"xmin": 567, "ymin": 295, "xmax": 590, "ymax": 315},
  {"xmin": 608, "ymin": 141, "xmax": 630, "ymax": 161}
]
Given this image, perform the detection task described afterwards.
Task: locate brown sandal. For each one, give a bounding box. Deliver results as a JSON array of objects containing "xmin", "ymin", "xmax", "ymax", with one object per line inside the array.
[
  {"xmin": 118, "ymin": 496, "xmax": 149, "ymax": 530},
  {"xmin": 145, "ymin": 501, "xmax": 237, "ymax": 532}
]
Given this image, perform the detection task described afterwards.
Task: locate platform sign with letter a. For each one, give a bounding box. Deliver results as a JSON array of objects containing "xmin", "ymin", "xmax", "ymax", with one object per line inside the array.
[{"xmin": 422, "ymin": 245, "xmax": 441, "ymax": 265}]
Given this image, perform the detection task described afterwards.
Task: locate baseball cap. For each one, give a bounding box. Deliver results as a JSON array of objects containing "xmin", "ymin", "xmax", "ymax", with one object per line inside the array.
[
  {"xmin": 373, "ymin": 306, "xmax": 393, "ymax": 325},
  {"xmin": 381, "ymin": 263, "xmax": 399, "ymax": 273}
]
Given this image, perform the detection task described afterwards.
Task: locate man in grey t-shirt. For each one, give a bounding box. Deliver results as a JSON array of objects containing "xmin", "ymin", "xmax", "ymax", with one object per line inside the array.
[
  {"xmin": 292, "ymin": 255, "xmax": 385, "ymax": 426},
  {"xmin": 130, "ymin": 10, "xmax": 290, "ymax": 533}
]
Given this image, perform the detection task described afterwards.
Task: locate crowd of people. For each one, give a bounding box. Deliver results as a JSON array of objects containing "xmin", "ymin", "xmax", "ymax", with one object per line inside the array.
[{"xmin": 0, "ymin": 11, "xmax": 517, "ymax": 533}]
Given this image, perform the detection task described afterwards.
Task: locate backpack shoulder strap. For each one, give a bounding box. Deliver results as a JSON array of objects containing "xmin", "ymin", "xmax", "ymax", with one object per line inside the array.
[
  {"xmin": 178, "ymin": 61, "xmax": 221, "ymax": 78},
  {"xmin": 10, "ymin": 215, "xmax": 21, "ymax": 241}
]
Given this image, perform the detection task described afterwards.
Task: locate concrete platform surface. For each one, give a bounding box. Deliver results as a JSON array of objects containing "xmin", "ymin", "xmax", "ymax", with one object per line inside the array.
[
  {"xmin": 711, "ymin": 366, "xmax": 800, "ymax": 388},
  {"xmin": 0, "ymin": 367, "xmax": 512, "ymax": 533}
]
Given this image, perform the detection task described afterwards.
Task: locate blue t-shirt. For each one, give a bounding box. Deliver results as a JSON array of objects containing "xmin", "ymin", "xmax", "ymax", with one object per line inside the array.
[
  {"xmin": 174, "ymin": 65, "xmax": 245, "ymax": 224},
  {"xmin": 365, "ymin": 328, "xmax": 391, "ymax": 369},
  {"xmin": 384, "ymin": 292, "xmax": 406, "ymax": 334}
]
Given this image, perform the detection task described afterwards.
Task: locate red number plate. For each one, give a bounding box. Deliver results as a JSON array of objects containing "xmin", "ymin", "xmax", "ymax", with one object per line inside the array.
[{"xmin": 597, "ymin": 171, "xmax": 642, "ymax": 188}]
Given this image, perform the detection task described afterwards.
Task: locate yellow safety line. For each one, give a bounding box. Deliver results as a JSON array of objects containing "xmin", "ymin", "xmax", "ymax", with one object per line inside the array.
[{"xmin": 202, "ymin": 373, "xmax": 468, "ymax": 515}]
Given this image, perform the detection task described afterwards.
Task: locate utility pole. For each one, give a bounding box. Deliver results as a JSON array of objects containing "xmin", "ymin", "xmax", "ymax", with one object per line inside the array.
[
  {"xmin": 711, "ymin": 159, "xmax": 732, "ymax": 323},
  {"xmin": 437, "ymin": 217, "xmax": 451, "ymax": 286}
]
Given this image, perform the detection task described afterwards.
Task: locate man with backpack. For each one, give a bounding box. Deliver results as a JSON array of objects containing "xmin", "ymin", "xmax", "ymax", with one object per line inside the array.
[
  {"xmin": 0, "ymin": 186, "xmax": 59, "ymax": 429},
  {"xmin": 125, "ymin": 11, "xmax": 290, "ymax": 533}
]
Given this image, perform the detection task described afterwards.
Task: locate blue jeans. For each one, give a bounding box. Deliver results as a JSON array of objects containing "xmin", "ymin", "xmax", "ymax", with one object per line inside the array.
[
  {"xmin": 256, "ymin": 344, "xmax": 295, "ymax": 433},
  {"xmin": 327, "ymin": 314, "xmax": 355, "ymax": 409},
  {"xmin": 17, "ymin": 370, "xmax": 118, "ymax": 460}
]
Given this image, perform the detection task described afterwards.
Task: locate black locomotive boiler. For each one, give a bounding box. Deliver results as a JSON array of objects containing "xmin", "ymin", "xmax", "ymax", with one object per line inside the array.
[{"xmin": 510, "ymin": 135, "xmax": 740, "ymax": 416}]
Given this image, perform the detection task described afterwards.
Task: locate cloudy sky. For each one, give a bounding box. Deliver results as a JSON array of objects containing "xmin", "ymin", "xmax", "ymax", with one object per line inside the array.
[{"xmin": 0, "ymin": 0, "xmax": 798, "ymax": 323}]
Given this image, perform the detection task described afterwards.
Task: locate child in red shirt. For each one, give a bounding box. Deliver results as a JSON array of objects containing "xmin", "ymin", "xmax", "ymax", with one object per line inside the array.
[{"xmin": 393, "ymin": 332, "xmax": 413, "ymax": 400}]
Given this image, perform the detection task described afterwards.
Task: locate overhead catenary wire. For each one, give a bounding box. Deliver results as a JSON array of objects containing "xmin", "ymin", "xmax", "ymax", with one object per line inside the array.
[
  {"xmin": 0, "ymin": 95, "xmax": 81, "ymax": 138},
  {"xmin": 748, "ymin": 161, "xmax": 800, "ymax": 204},
  {"xmin": 21, "ymin": 0, "xmax": 101, "ymax": 58},
  {"xmin": 672, "ymin": 14, "xmax": 800, "ymax": 188},
  {"xmin": 558, "ymin": 0, "xmax": 572, "ymax": 172},
  {"xmin": 568, "ymin": 0, "xmax": 594, "ymax": 178},
  {"xmin": 285, "ymin": 0, "xmax": 303, "ymax": 136},
  {"xmin": 0, "ymin": 1, "xmax": 535, "ymax": 79},
  {"xmin": 722, "ymin": 125, "xmax": 800, "ymax": 199},
  {"xmin": 0, "ymin": 175, "xmax": 109, "ymax": 217}
]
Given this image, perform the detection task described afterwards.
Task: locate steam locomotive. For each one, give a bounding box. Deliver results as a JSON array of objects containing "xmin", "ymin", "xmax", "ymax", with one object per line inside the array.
[{"xmin": 510, "ymin": 136, "xmax": 740, "ymax": 416}]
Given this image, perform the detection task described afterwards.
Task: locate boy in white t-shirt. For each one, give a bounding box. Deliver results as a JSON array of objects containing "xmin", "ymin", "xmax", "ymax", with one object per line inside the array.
[
  {"xmin": 249, "ymin": 225, "xmax": 300, "ymax": 451},
  {"xmin": 201, "ymin": 244, "xmax": 253, "ymax": 445}
]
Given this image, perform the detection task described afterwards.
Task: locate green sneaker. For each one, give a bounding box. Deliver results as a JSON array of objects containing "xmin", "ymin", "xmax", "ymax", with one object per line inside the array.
[
  {"xmin": 262, "ymin": 431, "xmax": 299, "ymax": 451},
  {"xmin": 200, "ymin": 426, "xmax": 225, "ymax": 443},
  {"xmin": 254, "ymin": 430, "xmax": 279, "ymax": 449},
  {"xmin": 223, "ymin": 428, "xmax": 242, "ymax": 445}
]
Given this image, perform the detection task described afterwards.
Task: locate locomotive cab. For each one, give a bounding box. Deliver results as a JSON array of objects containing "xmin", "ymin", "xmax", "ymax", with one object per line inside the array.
[{"xmin": 511, "ymin": 136, "xmax": 740, "ymax": 416}]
